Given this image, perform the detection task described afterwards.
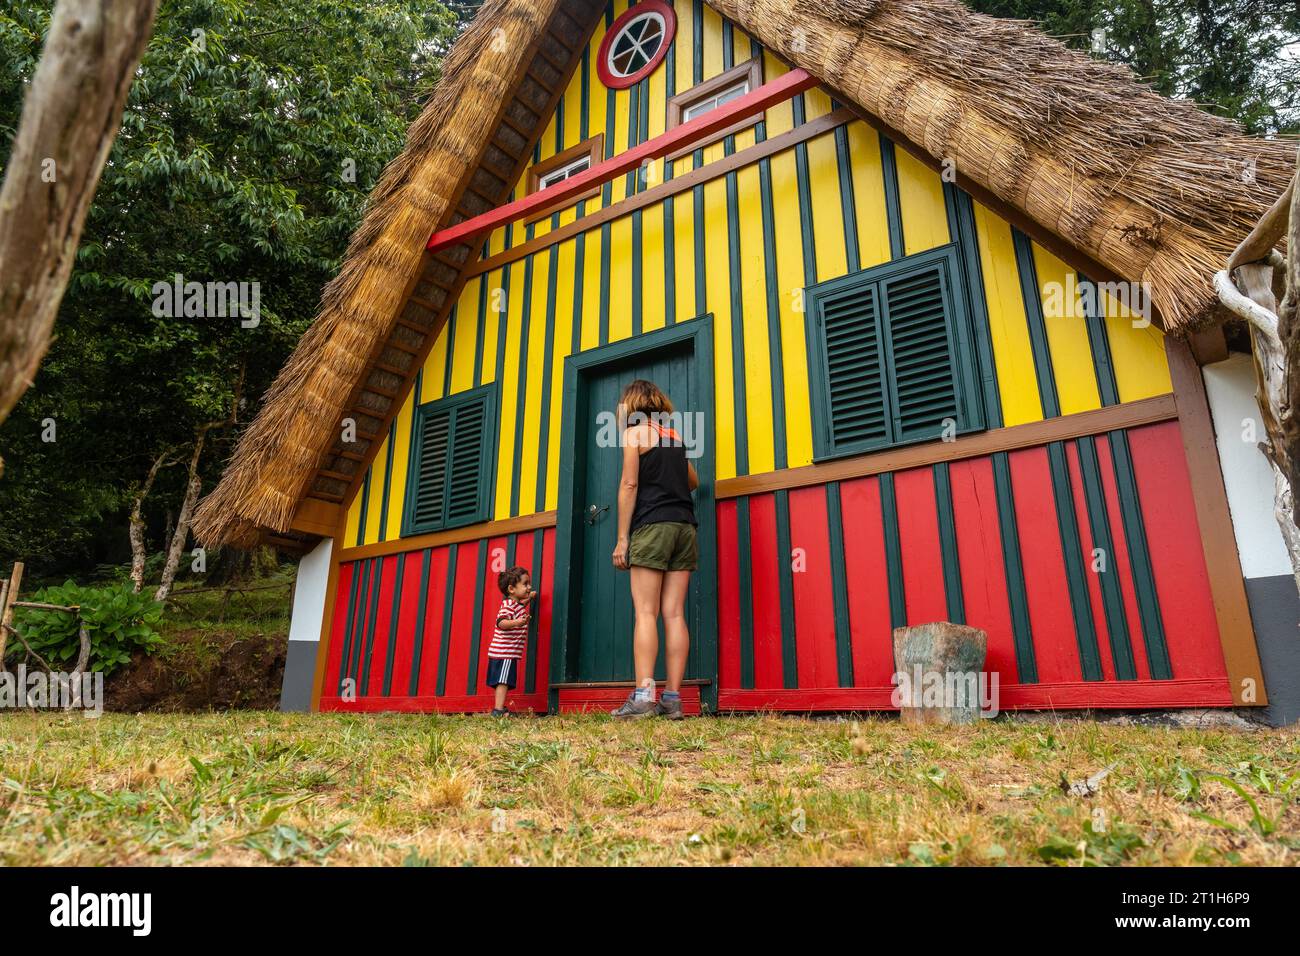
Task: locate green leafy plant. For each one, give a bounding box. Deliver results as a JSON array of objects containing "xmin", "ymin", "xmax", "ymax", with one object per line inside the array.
[
  {"xmin": 9, "ymin": 581, "xmax": 164, "ymax": 675},
  {"xmin": 1191, "ymin": 767, "xmax": 1299, "ymax": 844}
]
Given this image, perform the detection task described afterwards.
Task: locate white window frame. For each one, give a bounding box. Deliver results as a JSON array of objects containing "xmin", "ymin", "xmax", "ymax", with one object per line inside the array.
[
  {"xmin": 606, "ymin": 10, "xmax": 669, "ymax": 81},
  {"xmin": 537, "ymin": 155, "xmax": 592, "ymax": 191},
  {"xmin": 681, "ymin": 80, "xmax": 752, "ymax": 123}
]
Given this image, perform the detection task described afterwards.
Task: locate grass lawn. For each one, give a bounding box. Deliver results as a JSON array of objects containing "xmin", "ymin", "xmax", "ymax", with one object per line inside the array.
[{"xmin": 0, "ymin": 712, "xmax": 1295, "ymax": 866}]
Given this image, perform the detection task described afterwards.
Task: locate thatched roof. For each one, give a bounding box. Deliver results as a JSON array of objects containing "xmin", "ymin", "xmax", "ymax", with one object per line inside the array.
[
  {"xmin": 718, "ymin": 0, "xmax": 1294, "ymax": 328},
  {"xmin": 194, "ymin": 0, "xmax": 1295, "ymax": 548},
  {"xmin": 193, "ymin": 0, "xmax": 574, "ymax": 547}
]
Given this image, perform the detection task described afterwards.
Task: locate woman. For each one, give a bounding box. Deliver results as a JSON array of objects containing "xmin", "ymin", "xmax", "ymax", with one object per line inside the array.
[{"xmin": 610, "ymin": 380, "xmax": 699, "ymax": 719}]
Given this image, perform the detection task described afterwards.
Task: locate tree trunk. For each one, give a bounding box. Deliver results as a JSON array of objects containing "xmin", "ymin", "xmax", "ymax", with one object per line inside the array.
[
  {"xmin": 154, "ymin": 367, "xmax": 243, "ymax": 604},
  {"xmin": 129, "ymin": 448, "xmax": 174, "ymax": 592},
  {"xmin": 60, "ymin": 618, "xmax": 91, "ymax": 710},
  {"xmin": 0, "ymin": 0, "xmax": 160, "ymax": 435},
  {"xmin": 155, "ymin": 434, "xmax": 207, "ymax": 604},
  {"xmin": 0, "ymin": 563, "xmax": 24, "ymax": 672},
  {"xmin": 1229, "ymin": 261, "xmax": 1300, "ymax": 592},
  {"xmin": 1276, "ymin": 171, "xmax": 1300, "ymax": 587},
  {"xmin": 1271, "ymin": 462, "xmax": 1300, "ymax": 595},
  {"xmin": 892, "ymin": 622, "xmax": 989, "ymax": 725}
]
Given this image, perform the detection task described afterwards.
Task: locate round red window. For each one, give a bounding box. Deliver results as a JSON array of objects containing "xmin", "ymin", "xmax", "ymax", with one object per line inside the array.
[{"xmin": 597, "ymin": 0, "xmax": 676, "ymax": 89}]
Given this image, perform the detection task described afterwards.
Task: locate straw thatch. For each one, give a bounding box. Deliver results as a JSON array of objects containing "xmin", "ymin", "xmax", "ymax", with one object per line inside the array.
[
  {"xmin": 714, "ymin": 0, "xmax": 1294, "ymax": 330},
  {"xmin": 195, "ymin": 0, "xmax": 1295, "ymax": 547},
  {"xmin": 192, "ymin": 0, "xmax": 567, "ymax": 547}
]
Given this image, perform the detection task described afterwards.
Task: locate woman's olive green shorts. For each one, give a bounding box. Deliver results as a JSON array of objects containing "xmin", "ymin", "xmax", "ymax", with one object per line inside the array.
[{"xmin": 628, "ymin": 521, "xmax": 698, "ymax": 572}]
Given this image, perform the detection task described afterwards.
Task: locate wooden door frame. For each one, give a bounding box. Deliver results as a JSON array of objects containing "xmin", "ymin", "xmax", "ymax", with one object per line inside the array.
[
  {"xmin": 549, "ymin": 315, "xmax": 718, "ymax": 713},
  {"xmin": 1166, "ymin": 337, "xmax": 1268, "ymax": 706}
]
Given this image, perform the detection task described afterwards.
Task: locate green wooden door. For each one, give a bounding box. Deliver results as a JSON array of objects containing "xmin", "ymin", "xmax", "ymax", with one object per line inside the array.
[{"xmin": 575, "ymin": 341, "xmax": 705, "ymax": 682}]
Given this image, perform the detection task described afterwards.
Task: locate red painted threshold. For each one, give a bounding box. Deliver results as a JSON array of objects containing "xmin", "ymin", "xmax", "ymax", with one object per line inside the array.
[{"xmin": 557, "ymin": 685, "xmax": 702, "ymax": 715}]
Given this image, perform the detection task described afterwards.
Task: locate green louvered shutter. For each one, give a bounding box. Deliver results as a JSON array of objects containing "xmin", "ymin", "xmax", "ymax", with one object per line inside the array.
[
  {"xmin": 445, "ymin": 397, "xmax": 489, "ymax": 525},
  {"xmin": 880, "ymin": 263, "xmax": 962, "ymax": 443},
  {"xmin": 817, "ymin": 284, "xmax": 890, "ymax": 452},
  {"xmin": 403, "ymin": 384, "xmax": 496, "ymax": 536},
  {"xmin": 808, "ymin": 245, "xmax": 982, "ymax": 461},
  {"xmin": 410, "ymin": 407, "xmax": 451, "ymax": 530}
]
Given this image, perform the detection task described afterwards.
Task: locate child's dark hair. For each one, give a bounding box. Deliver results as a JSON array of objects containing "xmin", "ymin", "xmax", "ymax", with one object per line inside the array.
[{"xmin": 498, "ymin": 565, "xmax": 530, "ymax": 596}]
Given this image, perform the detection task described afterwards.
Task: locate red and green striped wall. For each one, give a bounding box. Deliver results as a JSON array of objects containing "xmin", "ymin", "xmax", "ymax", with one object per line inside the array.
[
  {"xmin": 715, "ymin": 420, "xmax": 1231, "ymax": 710},
  {"xmin": 320, "ymin": 418, "xmax": 1231, "ymax": 712},
  {"xmin": 320, "ymin": 529, "xmax": 556, "ymax": 713}
]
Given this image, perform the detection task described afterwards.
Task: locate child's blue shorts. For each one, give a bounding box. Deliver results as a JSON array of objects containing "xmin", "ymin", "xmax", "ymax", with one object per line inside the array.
[{"xmin": 486, "ymin": 657, "xmax": 519, "ymax": 689}]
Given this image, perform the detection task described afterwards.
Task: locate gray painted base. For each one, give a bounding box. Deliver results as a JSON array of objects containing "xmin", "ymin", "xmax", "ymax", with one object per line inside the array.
[
  {"xmin": 280, "ymin": 642, "xmax": 318, "ymax": 713},
  {"xmin": 1244, "ymin": 574, "xmax": 1300, "ymax": 727}
]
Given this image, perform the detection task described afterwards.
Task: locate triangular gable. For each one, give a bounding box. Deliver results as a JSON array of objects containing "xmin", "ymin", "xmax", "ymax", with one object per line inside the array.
[{"xmin": 196, "ymin": 0, "xmax": 1289, "ymax": 548}]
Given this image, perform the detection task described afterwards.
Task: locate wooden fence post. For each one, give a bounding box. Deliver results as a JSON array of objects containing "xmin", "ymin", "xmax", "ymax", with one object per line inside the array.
[{"xmin": 0, "ymin": 562, "xmax": 25, "ymax": 670}]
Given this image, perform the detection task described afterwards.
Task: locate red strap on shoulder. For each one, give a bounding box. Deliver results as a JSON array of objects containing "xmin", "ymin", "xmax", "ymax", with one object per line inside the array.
[{"xmin": 650, "ymin": 422, "xmax": 682, "ymax": 443}]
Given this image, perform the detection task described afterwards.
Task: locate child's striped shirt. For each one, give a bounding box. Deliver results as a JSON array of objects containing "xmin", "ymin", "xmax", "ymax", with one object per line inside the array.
[{"xmin": 488, "ymin": 598, "xmax": 529, "ymax": 659}]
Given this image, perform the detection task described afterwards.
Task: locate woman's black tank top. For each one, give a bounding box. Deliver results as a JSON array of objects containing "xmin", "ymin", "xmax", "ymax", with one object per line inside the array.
[{"xmin": 629, "ymin": 425, "xmax": 696, "ymax": 534}]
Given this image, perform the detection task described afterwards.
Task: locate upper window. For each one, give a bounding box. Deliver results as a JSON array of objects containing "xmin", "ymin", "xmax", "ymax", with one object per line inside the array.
[
  {"xmin": 538, "ymin": 156, "xmax": 591, "ymax": 191},
  {"xmin": 524, "ymin": 134, "xmax": 604, "ymax": 224},
  {"xmin": 682, "ymin": 80, "xmax": 751, "ymax": 122},
  {"xmin": 402, "ymin": 384, "xmax": 497, "ymax": 537},
  {"xmin": 666, "ymin": 57, "xmax": 763, "ymax": 162},
  {"xmin": 806, "ymin": 245, "xmax": 985, "ymax": 461},
  {"xmin": 597, "ymin": 0, "xmax": 676, "ymax": 89}
]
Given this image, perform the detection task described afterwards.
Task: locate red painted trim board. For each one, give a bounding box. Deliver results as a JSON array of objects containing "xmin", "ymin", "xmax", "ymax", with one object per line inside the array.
[{"xmin": 718, "ymin": 677, "xmax": 1233, "ymax": 712}]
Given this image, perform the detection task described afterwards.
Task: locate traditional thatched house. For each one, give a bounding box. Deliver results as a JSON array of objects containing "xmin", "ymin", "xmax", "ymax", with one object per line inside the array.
[{"xmin": 195, "ymin": 0, "xmax": 1298, "ymax": 723}]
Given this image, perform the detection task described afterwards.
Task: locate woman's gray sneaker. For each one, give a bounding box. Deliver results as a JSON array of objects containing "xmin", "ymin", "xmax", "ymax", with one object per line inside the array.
[
  {"xmin": 656, "ymin": 696, "xmax": 684, "ymax": 720},
  {"xmin": 611, "ymin": 693, "xmax": 658, "ymax": 718}
]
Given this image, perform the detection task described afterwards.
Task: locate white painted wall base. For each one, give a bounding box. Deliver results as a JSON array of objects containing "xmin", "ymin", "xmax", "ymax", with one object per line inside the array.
[
  {"xmin": 1202, "ymin": 354, "xmax": 1291, "ymax": 580},
  {"xmin": 1203, "ymin": 354, "xmax": 1299, "ymax": 725},
  {"xmin": 281, "ymin": 538, "xmax": 333, "ymax": 712}
]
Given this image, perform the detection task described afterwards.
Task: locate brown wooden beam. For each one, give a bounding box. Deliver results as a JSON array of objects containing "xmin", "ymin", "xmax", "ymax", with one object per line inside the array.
[
  {"xmin": 291, "ymin": 497, "xmax": 340, "ymax": 537},
  {"xmin": 534, "ymin": 39, "xmax": 567, "ymax": 73},
  {"xmin": 265, "ymin": 535, "xmax": 314, "ymax": 556},
  {"xmin": 1188, "ymin": 325, "xmax": 1230, "ymax": 366},
  {"xmin": 1166, "ymin": 338, "xmax": 1268, "ymax": 706},
  {"xmin": 409, "ymin": 294, "xmax": 445, "ymax": 312},
  {"xmin": 336, "ymin": 510, "xmax": 557, "ymax": 562},
  {"xmin": 385, "ymin": 337, "xmax": 422, "ymax": 356},
  {"xmin": 716, "ymin": 395, "xmax": 1178, "ymax": 499},
  {"xmin": 393, "ymin": 316, "xmax": 433, "ymax": 336}
]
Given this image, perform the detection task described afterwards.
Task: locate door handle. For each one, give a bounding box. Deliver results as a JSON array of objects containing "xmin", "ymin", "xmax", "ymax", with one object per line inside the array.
[{"xmin": 585, "ymin": 504, "xmax": 609, "ymax": 525}]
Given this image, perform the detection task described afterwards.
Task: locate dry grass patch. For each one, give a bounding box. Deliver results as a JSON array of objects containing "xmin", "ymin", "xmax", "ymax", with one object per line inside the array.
[{"xmin": 0, "ymin": 712, "xmax": 1294, "ymax": 866}]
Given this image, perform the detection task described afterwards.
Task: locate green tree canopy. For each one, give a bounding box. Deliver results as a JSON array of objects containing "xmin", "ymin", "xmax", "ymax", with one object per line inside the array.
[
  {"xmin": 968, "ymin": 0, "xmax": 1300, "ymax": 134},
  {"xmin": 0, "ymin": 0, "xmax": 461, "ymax": 577}
]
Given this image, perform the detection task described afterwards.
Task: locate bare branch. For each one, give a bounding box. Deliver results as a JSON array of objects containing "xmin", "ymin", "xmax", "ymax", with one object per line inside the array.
[
  {"xmin": 1227, "ymin": 177, "xmax": 1295, "ymax": 272},
  {"xmin": 1214, "ymin": 268, "xmax": 1281, "ymax": 345}
]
